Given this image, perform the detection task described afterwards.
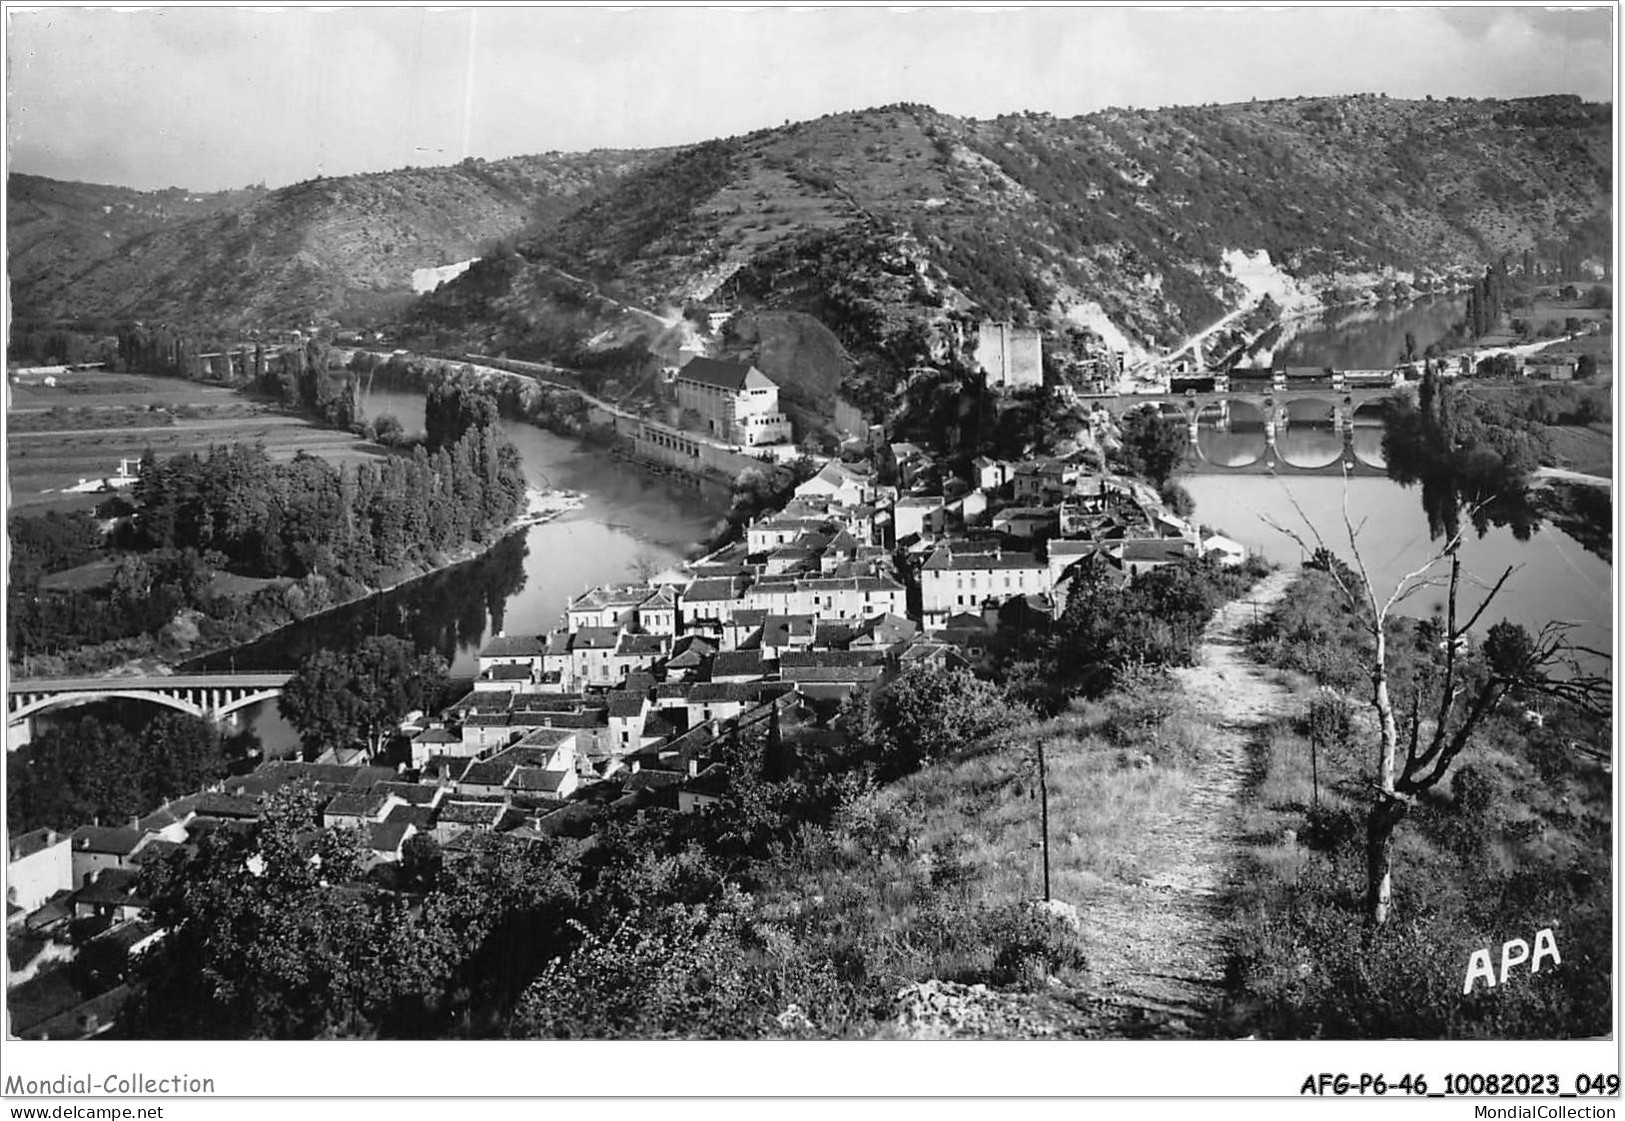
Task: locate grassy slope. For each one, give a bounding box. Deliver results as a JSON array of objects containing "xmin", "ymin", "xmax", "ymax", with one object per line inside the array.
[
  {"xmin": 750, "ymin": 675, "xmax": 1238, "ymax": 1037},
  {"xmin": 1225, "ymin": 570, "xmax": 1612, "ymax": 1039}
]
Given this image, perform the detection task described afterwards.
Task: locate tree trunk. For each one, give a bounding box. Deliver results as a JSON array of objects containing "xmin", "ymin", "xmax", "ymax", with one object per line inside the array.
[
  {"xmin": 1365, "ymin": 796, "xmax": 1408, "ymax": 928},
  {"xmin": 1369, "ymin": 615, "xmax": 1402, "ymax": 927}
]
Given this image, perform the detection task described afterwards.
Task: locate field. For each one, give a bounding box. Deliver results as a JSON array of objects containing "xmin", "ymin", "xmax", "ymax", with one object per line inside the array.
[{"xmin": 7, "ymin": 371, "xmax": 389, "ymax": 513}]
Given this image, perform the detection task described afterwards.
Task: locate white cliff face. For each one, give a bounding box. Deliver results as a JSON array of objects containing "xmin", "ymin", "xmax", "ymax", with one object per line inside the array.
[{"xmin": 411, "ymin": 258, "xmax": 480, "ymax": 294}]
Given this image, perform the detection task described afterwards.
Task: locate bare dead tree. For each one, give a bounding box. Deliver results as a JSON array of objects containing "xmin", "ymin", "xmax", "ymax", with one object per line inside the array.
[{"xmin": 1264, "ymin": 481, "xmax": 1609, "ymax": 928}]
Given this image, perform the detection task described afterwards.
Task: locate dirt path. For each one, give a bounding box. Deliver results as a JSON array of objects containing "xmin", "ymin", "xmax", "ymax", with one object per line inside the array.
[{"xmin": 1063, "ymin": 569, "xmax": 1299, "ymax": 1037}]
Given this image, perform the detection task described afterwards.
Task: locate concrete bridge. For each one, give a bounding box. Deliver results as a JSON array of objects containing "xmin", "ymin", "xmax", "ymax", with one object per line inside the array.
[{"xmin": 7, "ymin": 673, "xmax": 292, "ymax": 747}]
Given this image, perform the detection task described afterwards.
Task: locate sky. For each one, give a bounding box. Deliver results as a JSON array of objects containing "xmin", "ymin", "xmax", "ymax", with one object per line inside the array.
[{"xmin": 5, "ymin": 4, "xmax": 1615, "ymax": 192}]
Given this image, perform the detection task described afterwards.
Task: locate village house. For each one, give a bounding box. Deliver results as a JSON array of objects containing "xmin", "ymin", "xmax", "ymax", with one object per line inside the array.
[
  {"xmin": 565, "ymin": 585, "xmax": 648, "ymax": 632},
  {"xmin": 742, "ymin": 574, "xmax": 906, "ymax": 621},
  {"xmin": 894, "ymin": 495, "xmax": 947, "ymax": 542},
  {"xmin": 777, "ymin": 650, "xmax": 888, "ymax": 701},
  {"xmin": 7, "ymin": 829, "xmax": 73, "ymax": 914},
  {"xmin": 919, "ymin": 544, "xmax": 1051, "ymax": 631},
  {"xmin": 68, "ymin": 826, "xmax": 153, "ymax": 890},
  {"xmin": 793, "ymin": 460, "xmax": 874, "ymax": 506},
  {"xmin": 680, "ymin": 576, "xmax": 748, "ymax": 632},
  {"xmin": 992, "ymin": 505, "xmax": 1059, "ymax": 540},
  {"xmin": 1103, "ymin": 538, "xmax": 1198, "ymax": 580},
  {"xmin": 972, "ymin": 456, "xmax": 1012, "ymax": 491},
  {"xmin": 672, "ymin": 357, "xmax": 793, "ymax": 446}
]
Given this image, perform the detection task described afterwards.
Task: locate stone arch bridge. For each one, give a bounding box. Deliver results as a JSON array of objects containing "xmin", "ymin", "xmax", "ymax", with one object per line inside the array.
[
  {"xmin": 7, "ymin": 673, "xmax": 291, "ymax": 746},
  {"xmin": 1100, "ymin": 385, "xmax": 1409, "ymax": 475}
]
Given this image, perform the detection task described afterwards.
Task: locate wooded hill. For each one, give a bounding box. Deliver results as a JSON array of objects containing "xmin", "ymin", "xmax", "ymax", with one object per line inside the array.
[
  {"xmin": 8, "ymin": 151, "xmax": 654, "ymax": 331},
  {"xmin": 13, "ymin": 96, "xmax": 1610, "ymax": 404}
]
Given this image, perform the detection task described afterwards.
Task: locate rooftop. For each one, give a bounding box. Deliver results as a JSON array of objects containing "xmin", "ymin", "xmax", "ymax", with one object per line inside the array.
[
  {"xmin": 675, "ymin": 356, "xmax": 765, "ymax": 391},
  {"xmin": 479, "ymin": 634, "xmax": 548, "ymax": 659}
]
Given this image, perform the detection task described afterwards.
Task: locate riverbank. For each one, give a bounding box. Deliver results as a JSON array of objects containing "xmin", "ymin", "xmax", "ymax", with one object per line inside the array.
[
  {"xmin": 354, "ymin": 349, "xmax": 792, "ymax": 497},
  {"xmin": 13, "ymin": 490, "xmax": 565, "ymax": 682}
]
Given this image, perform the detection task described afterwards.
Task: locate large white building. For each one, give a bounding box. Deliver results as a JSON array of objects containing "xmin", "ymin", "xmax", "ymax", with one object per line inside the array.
[{"xmin": 672, "ymin": 357, "xmax": 793, "ymax": 447}]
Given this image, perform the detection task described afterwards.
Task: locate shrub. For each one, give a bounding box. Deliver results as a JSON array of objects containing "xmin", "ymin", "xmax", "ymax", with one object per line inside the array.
[{"xmin": 981, "ymin": 903, "xmax": 1087, "ymax": 987}]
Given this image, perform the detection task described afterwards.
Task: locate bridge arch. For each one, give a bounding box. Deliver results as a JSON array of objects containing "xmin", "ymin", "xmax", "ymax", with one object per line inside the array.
[
  {"xmin": 8, "ymin": 690, "xmax": 206, "ymax": 725},
  {"xmin": 213, "ymin": 689, "xmax": 286, "ymax": 721}
]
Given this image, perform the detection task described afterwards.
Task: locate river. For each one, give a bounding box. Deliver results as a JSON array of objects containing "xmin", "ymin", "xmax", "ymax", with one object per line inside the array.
[
  {"xmin": 1180, "ymin": 473, "xmax": 1612, "ymax": 670},
  {"xmin": 1269, "ymin": 293, "xmax": 1468, "ymax": 369},
  {"xmin": 178, "ymin": 385, "xmax": 727, "ymax": 754},
  {"xmin": 52, "ymin": 294, "xmax": 1606, "ymax": 754}
]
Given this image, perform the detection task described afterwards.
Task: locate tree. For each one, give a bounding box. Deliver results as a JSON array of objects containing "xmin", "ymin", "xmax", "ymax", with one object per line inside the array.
[
  {"xmin": 1115, "ymin": 406, "xmax": 1188, "ymax": 487},
  {"xmin": 1270, "ymin": 371, "xmax": 1609, "ymax": 927},
  {"xmin": 280, "ymin": 636, "xmax": 449, "ymax": 760},
  {"xmin": 864, "ymin": 664, "xmax": 1025, "ymax": 778},
  {"xmin": 129, "ymin": 782, "xmax": 374, "ymax": 1037},
  {"xmin": 1576, "ymin": 353, "xmax": 1598, "ymax": 380}
]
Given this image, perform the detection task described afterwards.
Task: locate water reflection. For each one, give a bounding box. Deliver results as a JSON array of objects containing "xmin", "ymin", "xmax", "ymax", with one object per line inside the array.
[
  {"xmin": 1179, "ymin": 474, "xmax": 1612, "ymax": 665},
  {"xmin": 186, "ymin": 532, "xmax": 533, "ymax": 674},
  {"xmin": 1270, "ymin": 295, "xmax": 1469, "ymax": 369}
]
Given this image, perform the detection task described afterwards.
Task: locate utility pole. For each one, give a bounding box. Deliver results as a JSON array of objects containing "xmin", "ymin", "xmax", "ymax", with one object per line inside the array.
[{"xmin": 1037, "ymin": 737, "xmax": 1051, "ymax": 902}]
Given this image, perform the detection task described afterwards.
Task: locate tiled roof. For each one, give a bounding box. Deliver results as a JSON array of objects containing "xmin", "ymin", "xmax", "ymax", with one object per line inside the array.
[
  {"xmin": 675, "ymin": 356, "xmax": 762, "ymax": 390},
  {"xmin": 515, "ymin": 727, "xmax": 578, "ymax": 749},
  {"xmin": 710, "ymin": 651, "xmax": 768, "ymax": 677},
  {"xmin": 685, "ymin": 682, "xmax": 760, "ymax": 703},
  {"xmin": 366, "ymin": 821, "xmax": 414, "ymax": 854},
  {"xmin": 641, "ymin": 711, "xmax": 678, "ymax": 739},
  {"xmin": 372, "ymin": 781, "xmax": 440, "ymax": 806},
  {"xmin": 422, "ymin": 756, "xmax": 474, "ymax": 781},
  {"xmin": 779, "ymin": 650, "xmax": 887, "ymax": 668},
  {"xmin": 71, "ymin": 827, "xmax": 145, "ymax": 857},
  {"xmin": 921, "ymin": 546, "xmax": 1043, "ymax": 571},
  {"xmin": 437, "ymin": 800, "xmax": 507, "ymax": 826},
  {"xmin": 626, "ymin": 770, "xmax": 684, "ymax": 793},
  {"xmin": 639, "ymin": 585, "xmax": 679, "ymax": 609},
  {"xmin": 481, "ymin": 664, "xmax": 534, "ymax": 681},
  {"xmin": 385, "ymin": 804, "xmax": 437, "ymax": 829},
  {"xmin": 568, "ymin": 584, "xmax": 647, "ymax": 611},
  {"xmin": 459, "ymin": 761, "xmax": 518, "ymax": 788},
  {"xmin": 479, "ymin": 634, "xmax": 547, "ymax": 658},
  {"xmin": 509, "ymin": 766, "xmax": 570, "ymax": 793},
  {"xmin": 781, "ymin": 664, "xmax": 886, "ymax": 683},
  {"xmin": 683, "ymin": 764, "xmax": 731, "ymax": 799},
  {"xmin": 607, "ymin": 693, "xmax": 648, "ymax": 718},
  {"xmin": 616, "ymin": 634, "xmax": 667, "ymax": 656},
  {"xmin": 9, "ymin": 828, "xmax": 66, "ymax": 861},
  {"xmin": 324, "ymin": 790, "xmax": 388, "ymax": 819},
  {"xmin": 1112, "ymin": 539, "xmax": 1195, "ymax": 563},
  {"xmin": 75, "ymin": 867, "xmax": 145, "ymax": 907},
  {"xmin": 412, "ymin": 727, "xmax": 461, "ymax": 744},
  {"xmin": 684, "ymin": 577, "xmax": 743, "ymax": 602},
  {"xmin": 128, "ymin": 839, "xmax": 184, "ymax": 866},
  {"xmin": 573, "ymin": 626, "xmax": 622, "ymax": 650}
]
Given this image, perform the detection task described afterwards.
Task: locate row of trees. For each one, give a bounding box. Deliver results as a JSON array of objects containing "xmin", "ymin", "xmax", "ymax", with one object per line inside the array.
[{"xmin": 128, "ymin": 386, "xmax": 525, "ymax": 584}]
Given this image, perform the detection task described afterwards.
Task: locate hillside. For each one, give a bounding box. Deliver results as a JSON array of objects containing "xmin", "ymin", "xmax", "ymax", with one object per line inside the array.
[
  {"xmin": 8, "ymin": 174, "xmax": 267, "ymax": 323},
  {"xmin": 15, "ymin": 95, "xmax": 1609, "ymax": 403},
  {"xmin": 411, "ymin": 95, "xmax": 1611, "ymax": 411},
  {"xmin": 9, "ymin": 151, "xmax": 655, "ymax": 330}
]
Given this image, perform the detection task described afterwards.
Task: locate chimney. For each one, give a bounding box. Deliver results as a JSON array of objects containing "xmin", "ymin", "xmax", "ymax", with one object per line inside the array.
[{"xmin": 687, "ymin": 753, "xmax": 700, "ymax": 778}]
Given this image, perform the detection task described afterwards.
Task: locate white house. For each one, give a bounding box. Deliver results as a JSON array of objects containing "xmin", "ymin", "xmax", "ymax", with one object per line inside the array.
[{"xmin": 919, "ymin": 544, "xmax": 1050, "ymax": 630}]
